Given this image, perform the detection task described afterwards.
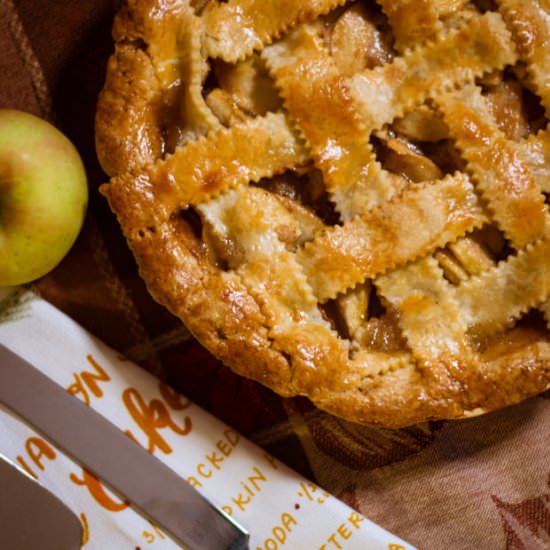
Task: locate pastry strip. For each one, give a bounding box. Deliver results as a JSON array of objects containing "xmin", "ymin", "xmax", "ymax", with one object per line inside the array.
[
  {"xmin": 497, "ymin": 0, "xmax": 550, "ymax": 113},
  {"xmin": 177, "ymin": 5, "xmax": 221, "ymax": 139},
  {"xmin": 519, "ymin": 130, "xmax": 550, "ymax": 193},
  {"xmin": 436, "ymin": 85, "xmax": 547, "ymax": 248},
  {"xmin": 502, "ymin": 1, "xmax": 550, "ymax": 194},
  {"xmin": 203, "ymin": 0, "xmax": 346, "ymax": 63},
  {"xmin": 500, "ymin": 1, "xmax": 550, "ymax": 329},
  {"xmin": 263, "ymin": 24, "xmax": 401, "ymax": 220},
  {"xmin": 350, "ymin": 12, "xmax": 516, "ymax": 133},
  {"xmin": 376, "ymin": 256, "xmax": 476, "ymax": 393},
  {"xmin": 376, "ymin": 0, "xmax": 471, "ymax": 51},
  {"xmin": 349, "ymin": 349, "xmax": 412, "ymax": 380},
  {"xmin": 500, "ymin": 1, "xmax": 550, "ymax": 194},
  {"xmin": 104, "ymin": 113, "xmax": 308, "ymax": 234},
  {"xmin": 455, "ymin": 236, "xmax": 550, "ymax": 334},
  {"xmin": 115, "ymin": 1, "xmax": 219, "ymax": 140},
  {"xmin": 298, "ymin": 174, "xmax": 485, "ymax": 302},
  {"xmin": 375, "ymin": 0, "xmax": 442, "ymax": 52}
]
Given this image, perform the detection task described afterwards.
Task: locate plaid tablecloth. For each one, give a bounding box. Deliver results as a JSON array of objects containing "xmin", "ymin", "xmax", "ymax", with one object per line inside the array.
[{"xmin": 2, "ymin": 1, "xmax": 549, "ymax": 548}]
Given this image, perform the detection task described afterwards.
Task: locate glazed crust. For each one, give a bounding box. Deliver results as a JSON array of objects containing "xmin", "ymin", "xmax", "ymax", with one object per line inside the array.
[{"xmin": 96, "ymin": 0, "xmax": 550, "ymax": 427}]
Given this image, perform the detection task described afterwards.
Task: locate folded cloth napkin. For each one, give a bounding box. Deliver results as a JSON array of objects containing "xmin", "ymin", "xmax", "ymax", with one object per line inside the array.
[{"xmin": 0, "ymin": 288, "xmax": 414, "ymax": 550}]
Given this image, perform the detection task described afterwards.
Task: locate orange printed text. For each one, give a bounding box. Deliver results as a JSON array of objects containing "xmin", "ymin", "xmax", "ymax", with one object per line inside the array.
[
  {"xmin": 222, "ymin": 465, "xmax": 267, "ymax": 516},
  {"xmin": 123, "ymin": 387, "xmax": 192, "ymax": 455},
  {"xmin": 67, "ymin": 354, "xmax": 111, "ymax": 405},
  {"xmin": 187, "ymin": 429, "xmax": 240, "ymax": 488},
  {"xmin": 70, "ymin": 468, "xmax": 129, "ymax": 512},
  {"xmin": 255, "ymin": 512, "xmax": 298, "ymax": 550},
  {"xmin": 16, "ymin": 436, "xmax": 56, "ymax": 479},
  {"xmin": 318, "ymin": 511, "xmax": 365, "ymax": 549}
]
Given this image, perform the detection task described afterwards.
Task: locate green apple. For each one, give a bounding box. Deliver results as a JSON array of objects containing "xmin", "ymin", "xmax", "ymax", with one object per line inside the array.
[{"xmin": 0, "ymin": 109, "xmax": 88, "ymax": 286}]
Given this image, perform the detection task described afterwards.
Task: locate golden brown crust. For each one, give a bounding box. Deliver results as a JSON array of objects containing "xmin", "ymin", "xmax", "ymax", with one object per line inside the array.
[
  {"xmin": 124, "ymin": 212, "xmax": 296, "ymax": 396},
  {"xmin": 95, "ymin": 45, "xmax": 163, "ymax": 175},
  {"xmin": 297, "ymin": 174, "xmax": 485, "ymax": 301},
  {"xmin": 435, "ymin": 86, "xmax": 548, "ymax": 247},
  {"xmin": 202, "ymin": 0, "xmax": 347, "ymax": 63},
  {"xmin": 96, "ymin": 0, "xmax": 550, "ymax": 428}
]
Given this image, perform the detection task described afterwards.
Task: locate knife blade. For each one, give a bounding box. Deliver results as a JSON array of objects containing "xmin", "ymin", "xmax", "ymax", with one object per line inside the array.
[
  {"xmin": 0, "ymin": 343, "xmax": 250, "ymax": 550},
  {"xmin": 0, "ymin": 452, "xmax": 83, "ymax": 549}
]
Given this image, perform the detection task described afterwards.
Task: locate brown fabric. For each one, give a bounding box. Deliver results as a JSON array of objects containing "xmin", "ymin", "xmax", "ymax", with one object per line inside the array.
[{"xmin": 1, "ymin": 0, "xmax": 548, "ymax": 547}]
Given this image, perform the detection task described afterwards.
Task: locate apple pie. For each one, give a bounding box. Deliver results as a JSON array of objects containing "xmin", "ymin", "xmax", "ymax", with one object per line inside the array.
[{"xmin": 96, "ymin": 0, "xmax": 550, "ymax": 427}]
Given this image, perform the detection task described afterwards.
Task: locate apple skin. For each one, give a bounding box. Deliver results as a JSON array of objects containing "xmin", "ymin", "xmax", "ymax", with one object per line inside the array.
[{"xmin": 0, "ymin": 109, "xmax": 88, "ymax": 286}]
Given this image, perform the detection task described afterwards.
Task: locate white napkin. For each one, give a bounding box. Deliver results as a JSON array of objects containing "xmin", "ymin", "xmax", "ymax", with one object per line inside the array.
[{"xmin": 0, "ymin": 288, "xmax": 414, "ymax": 550}]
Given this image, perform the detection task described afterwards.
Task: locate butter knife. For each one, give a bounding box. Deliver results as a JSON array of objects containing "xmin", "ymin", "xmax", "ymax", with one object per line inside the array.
[
  {"xmin": 0, "ymin": 452, "xmax": 83, "ymax": 549},
  {"xmin": 0, "ymin": 343, "xmax": 250, "ymax": 550}
]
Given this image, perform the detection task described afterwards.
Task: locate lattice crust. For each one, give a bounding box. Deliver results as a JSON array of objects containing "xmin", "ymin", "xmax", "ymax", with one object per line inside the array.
[
  {"xmin": 202, "ymin": 0, "xmax": 347, "ymax": 63},
  {"xmin": 435, "ymin": 85, "xmax": 548, "ymax": 247},
  {"xmin": 297, "ymin": 173, "xmax": 485, "ymax": 301},
  {"xmin": 97, "ymin": 0, "xmax": 550, "ymax": 427}
]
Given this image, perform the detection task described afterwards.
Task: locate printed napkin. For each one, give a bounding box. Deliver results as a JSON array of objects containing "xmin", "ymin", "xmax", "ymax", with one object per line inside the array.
[{"xmin": 0, "ymin": 288, "xmax": 414, "ymax": 550}]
